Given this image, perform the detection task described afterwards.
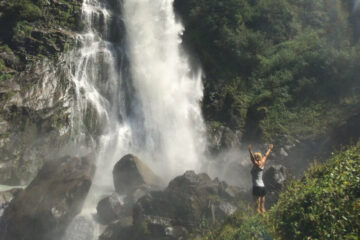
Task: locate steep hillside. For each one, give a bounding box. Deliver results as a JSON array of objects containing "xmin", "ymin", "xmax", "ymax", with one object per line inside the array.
[
  {"xmin": 201, "ymin": 141, "xmax": 360, "ymax": 239},
  {"xmin": 174, "ymin": 0, "xmax": 360, "ymax": 148}
]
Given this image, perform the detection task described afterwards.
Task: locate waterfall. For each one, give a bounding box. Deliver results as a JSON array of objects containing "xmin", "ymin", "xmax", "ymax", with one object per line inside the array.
[
  {"xmin": 63, "ymin": 0, "xmax": 206, "ymax": 238},
  {"xmin": 123, "ymin": 0, "xmax": 205, "ymax": 177}
]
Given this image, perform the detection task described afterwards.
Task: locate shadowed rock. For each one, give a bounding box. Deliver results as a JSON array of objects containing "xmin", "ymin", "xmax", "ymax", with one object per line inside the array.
[
  {"xmin": 113, "ymin": 154, "xmax": 162, "ymax": 196},
  {"xmin": 0, "ymin": 155, "xmax": 95, "ymax": 240},
  {"xmin": 99, "ymin": 216, "xmax": 134, "ymax": 240},
  {"xmin": 61, "ymin": 215, "xmax": 95, "ymax": 240},
  {"xmin": 0, "ymin": 188, "xmax": 23, "ymax": 217},
  {"xmin": 129, "ymin": 171, "xmax": 241, "ymax": 239},
  {"xmin": 96, "ymin": 193, "xmax": 123, "ymax": 224},
  {"xmin": 100, "ymin": 171, "xmax": 243, "ymax": 240},
  {"xmin": 263, "ymin": 164, "xmax": 290, "ymax": 208}
]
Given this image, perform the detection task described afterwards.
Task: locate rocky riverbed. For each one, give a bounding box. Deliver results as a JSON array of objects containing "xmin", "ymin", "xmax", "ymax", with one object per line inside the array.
[{"xmin": 0, "ymin": 152, "xmax": 291, "ymax": 240}]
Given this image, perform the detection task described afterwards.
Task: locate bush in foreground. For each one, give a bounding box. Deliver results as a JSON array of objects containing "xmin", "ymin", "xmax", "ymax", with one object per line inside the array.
[
  {"xmin": 270, "ymin": 142, "xmax": 360, "ymax": 239},
  {"xmin": 201, "ymin": 142, "xmax": 360, "ymax": 239}
]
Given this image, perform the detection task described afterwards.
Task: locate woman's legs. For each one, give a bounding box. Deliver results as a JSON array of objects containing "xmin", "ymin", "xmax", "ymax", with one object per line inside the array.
[
  {"xmin": 254, "ymin": 196, "xmax": 261, "ymax": 213},
  {"xmin": 260, "ymin": 196, "xmax": 266, "ymax": 213}
]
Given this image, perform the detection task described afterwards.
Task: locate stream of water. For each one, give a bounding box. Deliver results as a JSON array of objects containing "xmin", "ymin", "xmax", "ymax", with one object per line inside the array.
[{"xmin": 63, "ymin": 0, "xmax": 206, "ymax": 238}]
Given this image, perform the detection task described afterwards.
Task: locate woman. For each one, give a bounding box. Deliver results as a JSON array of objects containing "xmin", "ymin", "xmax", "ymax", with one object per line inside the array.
[{"xmin": 248, "ymin": 144, "xmax": 273, "ymax": 213}]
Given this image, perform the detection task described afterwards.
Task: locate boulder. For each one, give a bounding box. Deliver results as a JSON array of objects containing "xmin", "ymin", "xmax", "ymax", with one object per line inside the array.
[
  {"xmin": 214, "ymin": 201, "xmax": 237, "ymax": 220},
  {"xmin": 263, "ymin": 164, "xmax": 290, "ymax": 208},
  {"xmin": 99, "ymin": 217, "xmax": 134, "ymax": 240},
  {"xmin": 0, "ymin": 155, "xmax": 95, "ymax": 240},
  {"xmin": 113, "ymin": 154, "xmax": 162, "ymax": 196},
  {"xmin": 132, "ymin": 171, "xmax": 240, "ymax": 239},
  {"xmin": 99, "ymin": 215, "xmax": 187, "ymax": 240},
  {"xmin": 96, "ymin": 193, "xmax": 123, "ymax": 224}
]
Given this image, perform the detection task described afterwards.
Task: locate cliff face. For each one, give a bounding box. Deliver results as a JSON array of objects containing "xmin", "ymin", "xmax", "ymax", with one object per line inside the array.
[{"xmin": 0, "ymin": 0, "xmax": 82, "ymax": 185}]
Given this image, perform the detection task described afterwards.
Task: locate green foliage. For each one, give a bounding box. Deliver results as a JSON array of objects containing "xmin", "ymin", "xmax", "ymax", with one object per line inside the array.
[
  {"xmin": 269, "ymin": 142, "xmax": 360, "ymax": 239},
  {"xmin": 0, "ymin": 44, "xmax": 11, "ymax": 53},
  {"xmin": 176, "ymin": 0, "xmax": 360, "ymax": 142},
  {"xmin": 200, "ymin": 142, "xmax": 360, "ymax": 239},
  {"xmin": 6, "ymin": 0, "xmax": 43, "ymax": 21},
  {"xmin": 0, "ymin": 73, "xmax": 12, "ymax": 82},
  {"xmin": 0, "ymin": 59, "xmax": 6, "ymax": 72},
  {"xmin": 13, "ymin": 21, "xmax": 34, "ymax": 39},
  {"xmin": 201, "ymin": 210, "xmax": 274, "ymax": 240},
  {"xmin": 0, "ymin": 0, "xmax": 81, "ymax": 65}
]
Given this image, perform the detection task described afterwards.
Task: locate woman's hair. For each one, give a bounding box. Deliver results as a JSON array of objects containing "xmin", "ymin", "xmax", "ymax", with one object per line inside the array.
[{"xmin": 254, "ymin": 152, "xmax": 262, "ymax": 163}]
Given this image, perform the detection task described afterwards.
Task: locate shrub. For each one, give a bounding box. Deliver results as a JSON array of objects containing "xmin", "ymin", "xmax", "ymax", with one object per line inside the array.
[
  {"xmin": 201, "ymin": 210, "xmax": 274, "ymax": 240},
  {"xmin": 269, "ymin": 142, "xmax": 360, "ymax": 239},
  {"xmin": 200, "ymin": 142, "xmax": 360, "ymax": 240}
]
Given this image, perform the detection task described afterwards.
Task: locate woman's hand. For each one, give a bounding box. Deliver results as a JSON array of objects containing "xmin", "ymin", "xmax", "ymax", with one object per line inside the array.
[
  {"xmin": 268, "ymin": 144, "xmax": 273, "ymax": 150},
  {"xmin": 248, "ymin": 145, "xmax": 253, "ymax": 151}
]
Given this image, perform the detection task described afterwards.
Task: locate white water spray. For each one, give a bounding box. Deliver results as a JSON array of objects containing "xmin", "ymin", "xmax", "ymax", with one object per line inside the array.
[
  {"xmin": 123, "ymin": 0, "xmax": 206, "ymax": 177},
  {"xmin": 63, "ymin": 0, "xmax": 206, "ymax": 238}
]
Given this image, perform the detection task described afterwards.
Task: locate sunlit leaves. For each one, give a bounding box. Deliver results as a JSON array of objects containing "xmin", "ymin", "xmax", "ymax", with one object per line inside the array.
[{"xmin": 269, "ymin": 142, "xmax": 360, "ymax": 239}]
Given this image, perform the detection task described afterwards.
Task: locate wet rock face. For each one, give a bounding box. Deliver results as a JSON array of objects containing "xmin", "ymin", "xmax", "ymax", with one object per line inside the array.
[
  {"xmin": 113, "ymin": 154, "xmax": 163, "ymax": 196},
  {"xmin": 0, "ymin": 155, "xmax": 95, "ymax": 240},
  {"xmin": 0, "ymin": 0, "xmax": 85, "ymax": 186},
  {"xmin": 0, "ymin": 62, "xmax": 75, "ymax": 185}
]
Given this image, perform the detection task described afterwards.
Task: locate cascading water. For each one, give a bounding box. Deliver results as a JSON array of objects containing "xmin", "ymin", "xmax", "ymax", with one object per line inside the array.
[
  {"xmin": 63, "ymin": 0, "xmax": 206, "ymax": 238},
  {"xmin": 123, "ymin": 0, "xmax": 206, "ymax": 176}
]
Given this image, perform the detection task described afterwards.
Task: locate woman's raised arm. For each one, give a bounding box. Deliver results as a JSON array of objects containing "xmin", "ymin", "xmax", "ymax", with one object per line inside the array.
[
  {"xmin": 261, "ymin": 144, "xmax": 273, "ymax": 166},
  {"xmin": 248, "ymin": 145, "xmax": 256, "ymax": 165}
]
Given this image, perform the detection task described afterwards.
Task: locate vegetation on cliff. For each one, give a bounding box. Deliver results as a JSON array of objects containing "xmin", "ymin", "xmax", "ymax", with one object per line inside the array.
[
  {"xmin": 0, "ymin": 0, "xmax": 81, "ymax": 77},
  {"xmin": 0, "ymin": 0, "xmax": 82, "ymax": 184},
  {"xmin": 175, "ymin": 0, "xmax": 360, "ymax": 144},
  {"xmin": 201, "ymin": 141, "xmax": 360, "ymax": 239}
]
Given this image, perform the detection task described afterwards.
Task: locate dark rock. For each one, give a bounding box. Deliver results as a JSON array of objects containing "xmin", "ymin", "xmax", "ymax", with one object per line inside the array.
[
  {"xmin": 140, "ymin": 215, "xmax": 173, "ymax": 239},
  {"xmin": 0, "ymin": 188, "xmax": 23, "ymax": 217},
  {"xmin": 132, "ymin": 171, "xmax": 239, "ymax": 239},
  {"xmin": 99, "ymin": 217, "xmax": 134, "ymax": 240},
  {"xmin": 215, "ymin": 201, "xmax": 237, "ymax": 220},
  {"xmin": 165, "ymin": 226, "xmax": 189, "ymax": 239},
  {"xmin": 113, "ymin": 154, "xmax": 162, "ymax": 196},
  {"xmin": 96, "ymin": 193, "xmax": 123, "ymax": 224},
  {"xmin": 61, "ymin": 215, "xmax": 95, "ymax": 240},
  {"xmin": 0, "ymin": 50, "xmax": 21, "ymax": 70},
  {"xmin": 218, "ymin": 180, "xmax": 243, "ymax": 200},
  {"xmin": 0, "ymin": 155, "xmax": 95, "ymax": 240},
  {"xmin": 208, "ymin": 125, "xmax": 242, "ymax": 153},
  {"xmin": 263, "ymin": 164, "xmax": 290, "ymax": 208}
]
